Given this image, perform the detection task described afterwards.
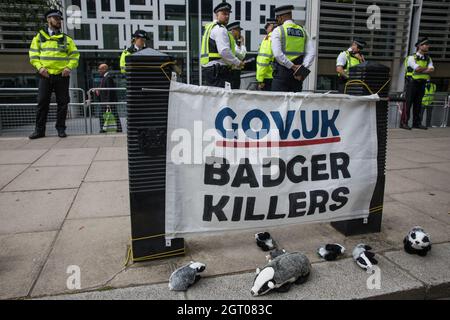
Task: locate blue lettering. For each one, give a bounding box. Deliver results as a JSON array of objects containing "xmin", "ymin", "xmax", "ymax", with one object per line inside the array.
[
  {"xmin": 300, "ymin": 110, "xmax": 320, "ymax": 139},
  {"xmin": 320, "ymin": 110, "xmax": 340, "ymax": 137},
  {"xmin": 271, "ymin": 110, "xmax": 295, "ymax": 140},
  {"xmin": 215, "ymin": 107, "xmax": 238, "ymax": 139},
  {"xmin": 242, "ymin": 109, "xmax": 270, "ymax": 140}
]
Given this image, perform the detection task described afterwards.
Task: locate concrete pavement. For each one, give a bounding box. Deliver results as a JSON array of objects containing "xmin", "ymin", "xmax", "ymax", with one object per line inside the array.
[{"xmin": 0, "ymin": 129, "xmax": 449, "ymax": 300}]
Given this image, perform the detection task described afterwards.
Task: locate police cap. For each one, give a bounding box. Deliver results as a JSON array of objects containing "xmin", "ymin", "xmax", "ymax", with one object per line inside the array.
[
  {"xmin": 274, "ymin": 5, "xmax": 294, "ymax": 17},
  {"xmin": 214, "ymin": 2, "xmax": 232, "ymax": 13},
  {"xmin": 265, "ymin": 18, "xmax": 277, "ymax": 30},
  {"xmin": 45, "ymin": 9, "xmax": 63, "ymax": 20},
  {"xmin": 415, "ymin": 37, "xmax": 429, "ymax": 47},
  {"xmin": 353, "ymin": 38, "xmax": 367, "ymax": 49},
  {"xmin": 227, "ymin": 21, "xmax": 242, "ymax": 31},
  {"xmin": 132, "ymin": 30, "xmax": 149, "ymax": 40}
]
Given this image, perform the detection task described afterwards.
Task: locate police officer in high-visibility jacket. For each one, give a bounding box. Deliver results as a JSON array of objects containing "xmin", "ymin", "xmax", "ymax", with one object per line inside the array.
[
  {"xmin": 227, "ymin": 21, "xmax": 247, "ymax": 89},
  {"xmin": 336, "ymin": 38, "xmax": 366, "ymax": 93},
  {"xmin": 401, "ymin": 37, "xmax": 434, "ymax": 130},
  {"xmin": 28, "ymin": 9, "xmax": 79, "ymax": 139},
  {"xmin": 421, "ymin": 80, "xmax": 436, "ymax": 128},
  {"xmin": 200, "ymin": 2, "xmax": 244, "ymax": 88},
  {"xmin": 120, "ymin": 30, "xmax": 149, "ymax": 74},
  {"xmin": 270, "ymin": 5, "xmax": 315, "ymax": 92},
  {"xmin": 256, "ymin": 19, "xmax": 276, "ymax": 91}
]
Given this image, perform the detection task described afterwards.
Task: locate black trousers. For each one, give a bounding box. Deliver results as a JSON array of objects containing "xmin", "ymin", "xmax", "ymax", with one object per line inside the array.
[
  {"xmin": 260, "ymin": 79, "xmax": 273, "ymax": 91},
  {"xmin": 35, "ymin": 74, "xmax": 70, "ymax": 133},
  {"xmin": 403, "ymin": 79, "xmax": 426, "ymax": 127},
  {"xmin": 271, "ymin": 58, "xmax": 304, "ymax": 92},
  {"xmin": 202, "ymin": 64, "xmax": 232, "ymax": 88},
  {"xmin": 231, "ymin": 69, "xmax": 241, "ymax": 89},
  {"xmin": 337, "ymin": 77, "xmax": 347, "ymax": 94},
  {"xmin": 99, "ymin": 104, "xmax": 123, "ymax": 132}
]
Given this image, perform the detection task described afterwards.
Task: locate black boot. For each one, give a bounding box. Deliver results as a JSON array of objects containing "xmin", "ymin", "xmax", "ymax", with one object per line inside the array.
[
  {"xmin": 57, "ymin": 130, "xmax": 67, "ymax": 138},
  {"xmin": 29, "ymin": 131, "xmax": 45, "ymax": 139},
  {"xmin": 400, "ymin": 123, "xmax": 411, "ymax": 130},
  {"xmin": 413, "ymin": 124, "xmax": 428, "ymax": 130}
]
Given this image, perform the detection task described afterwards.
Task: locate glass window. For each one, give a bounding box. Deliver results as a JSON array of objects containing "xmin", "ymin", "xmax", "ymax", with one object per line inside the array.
[
  {"xmin": 165, "ymin": 4, "xmax": 185, "ymax": 20},
  {"xmin": 101, "ymin": 0, "xmax": 110, "ymax": 11},
  {"xmin": 74, "ymin": 24, "xmax": 90, "ymax": 40},
  {"xmin": 87, "ymin": 0, "xmax": 96, "ymax": 18},
  {"xmin": 130, "ymin": 0, "xmax": 146, "ymax": 5},
  {"xmin": 130, "ymin": 11, "xmax": 153, "ymax": 19},
  {"xmin": 260, "ymin": 4, "xmax": 265, "ymax": 11},
  {"xmin": 260, "ymin": 15, "xmax": 265, "ymax": 24},
  {"xmin": 159, "ymin": 25, "xmax": 174, "ymax": 41},
  {"xmin": 115, "ymin": 0, "xmax": 124, "ymax": 11},
  {"xmin": 245, "ymin": 30, "xmax": 251, "ymax": 51},
  {"xmin": 103, "ymin": 24, "xmax": 119, "ymax": 49},
  {"xmin": 235, "ymin": 1, "xmax": 241, "ymax": 21},
  {"xmin": 245, "ymin": 2, "xmax": 251, "ymax": 21},
  {"xmin": 179, "ymin": 26, "xmax": 186, "ymax": 42}
]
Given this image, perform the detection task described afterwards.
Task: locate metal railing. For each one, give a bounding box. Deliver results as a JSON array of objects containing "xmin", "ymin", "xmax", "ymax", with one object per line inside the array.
[
  {"xmin": 0, "ymin": 87, "xmax": 87, "ymax": 136},
  {"xmin": 86, "ymin": 88, "xmax": 127, "ymax": 134},
  {"xmin": 388, "ymin": 92, "xmax": 450, "ymax": 129}
]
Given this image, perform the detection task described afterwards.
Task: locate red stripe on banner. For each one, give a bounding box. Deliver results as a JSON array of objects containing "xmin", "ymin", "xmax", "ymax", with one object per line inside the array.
[{"xmin": 216, "ymin": 137, "xmax": 341, "ymax": 148}]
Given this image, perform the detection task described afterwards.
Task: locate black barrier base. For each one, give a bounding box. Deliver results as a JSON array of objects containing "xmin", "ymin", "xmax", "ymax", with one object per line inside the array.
[
  {"xmin": 331, "ymin": 213, "xmax": 382, "ymax": 236},
  {"xmin": 130, "ymin": 191, "xmax": 185, "ymax": 261}
]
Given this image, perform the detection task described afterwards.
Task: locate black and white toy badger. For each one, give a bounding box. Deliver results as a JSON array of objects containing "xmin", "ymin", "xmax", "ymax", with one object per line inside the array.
[
  {"xmin": 251, "ymin": 252, "xmax": 311, "ymax": 297},
  {"xmin": 255, "ymin": 232, "xmax": 276, "ymax": 251},
  {"xmin": 352, "ymin": 244, "xmax": 378, "ymax": 272},
  {"xmin": 317, "ymin": 243, "xmax": 345, "ymax": 261},
  {"xmin": 168, "ymin": 262, "xmax": 206, "ymax": 291},
  {"xmin": 404, "ymin": 226, "xmax": 431, "ymax": 256}
]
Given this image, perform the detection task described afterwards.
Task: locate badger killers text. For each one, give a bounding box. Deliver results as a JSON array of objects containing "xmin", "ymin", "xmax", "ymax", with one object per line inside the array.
[{"xmin": 202, "ymin": 152, "xmax": 351, "ymax": 222}]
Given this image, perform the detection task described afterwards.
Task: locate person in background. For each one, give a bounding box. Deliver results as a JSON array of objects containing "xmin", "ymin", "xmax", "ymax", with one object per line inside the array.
[
  {"xmin": 256, "ymin": 18, "xmax": 277, "ymax": 91},
  {"xmin": 97, "ymin": 63, "xmax": 122, "ymax": 133},
  {"xmin": 421, "ymin": 80, "xmax": 436, "ymax": 128},
  {"xmin": 227, "ymin": 21, "xmax": 247, "ymax": 89},
  {"xmin": 28, "ymin": 9, "xmax": 79, "ymax": 139},
  {"xmin": 336, "ymin": 38, "xmax": 366, "ymax": 93},
  {"xmin": 120, "ymin": 30, "xmax": 149, "ymax": 74}
]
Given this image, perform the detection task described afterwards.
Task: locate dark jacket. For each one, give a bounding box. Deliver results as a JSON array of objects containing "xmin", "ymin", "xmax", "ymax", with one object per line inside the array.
[{"xmin": 99, "ymin": 72, "xmax": 117, "ymax": 102}]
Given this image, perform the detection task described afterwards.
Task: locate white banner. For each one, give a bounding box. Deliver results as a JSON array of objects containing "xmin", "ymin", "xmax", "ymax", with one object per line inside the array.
[{"xmin": 165, "ymin": 81, "xmax": 379, "ymax": 239}]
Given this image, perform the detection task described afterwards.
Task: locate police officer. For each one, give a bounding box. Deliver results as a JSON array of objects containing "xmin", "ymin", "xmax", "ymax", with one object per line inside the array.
[
  {"xmin": 401, "ymin": 37, "xmax": 434, "ymax": 130},
  {"xmin": 200, "ymin": 2, "xmax": 244, "ymax": 88},
  {"xmin": 421, "ymin": 80, "xmax": 436, "ymax": 128},
  {"xmin": 227, "ymin": 21, "xmax": 247, "ymax": 89},
  {"xmin": 120, "ymin": 30, "xmax": 149, "ymax": 73},
  {"xmin": 256, "ymin": 19, "xmax": 277, "ymax": 91},
  {"xmin": 336, "ymin": 38, "xmax": 366, "ymax": 93},
  {"xmin": 28, "ymin": 9, "xmax": 79, "ymax": 139},
  {"xmin": 271, "ymin": 5, "xmax": 315, "ymax": 92}
]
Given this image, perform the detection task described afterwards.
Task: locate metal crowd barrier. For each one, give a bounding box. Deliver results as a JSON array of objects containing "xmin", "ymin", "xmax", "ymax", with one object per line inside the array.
[
  {"xmin": 0, "ymin": 88, "xmax": 87, "ymax": 136},
  {"xmin": 86, "ymin": 87, "xmax": 127, "ymax": 134},
  {"xmin": 388, "ymin": 92, "xmax": 450, "ymax": 129}
]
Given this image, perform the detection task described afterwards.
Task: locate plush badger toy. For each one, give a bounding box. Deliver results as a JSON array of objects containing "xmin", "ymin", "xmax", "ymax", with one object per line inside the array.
[
  {"xmin": 404, "ymin": 226, "xmax": 431, "ymax": 256},
  {"xmin": 352, "ymin": 244, "xmax": 378, "ymax": 272},
  {"xmin": 168, "ymin": 262, "xmax": 206, "ymax": 291},
  {"xmin": 255, "ymin": 232, "xmax": 276, "ymax": 251},
  {"xmin": 251, "ymin": 252, "xmax": 311, "ymax": 296},
  {"xmin": 266, "ymin": 248, "xmax": 287, "ymax": 262},
  {"xmin": 317, "ymin": 243, "xmax": 345, "ymax": 261}
]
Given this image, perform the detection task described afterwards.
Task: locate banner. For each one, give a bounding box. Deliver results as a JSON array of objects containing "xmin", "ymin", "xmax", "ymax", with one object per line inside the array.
[{"xmin": 165, "ymin": 81, "xmax": 379, "ymax": 239}]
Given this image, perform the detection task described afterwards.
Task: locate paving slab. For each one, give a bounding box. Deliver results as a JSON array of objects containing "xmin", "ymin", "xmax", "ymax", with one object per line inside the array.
[
  {"xmin": 0, "ymin": 189, "xmax": 77, "ymax": 235},
  {"xmin": 0, "ymin": 164, "xmax": 28, "ymax": 190},
  {"xmin": 0, "ymin": 231, "xmax": 57, "ymax": 300},
  {"xmin": 32, "ymin": 148, "xmax": 97, "ymax": 167},
  {"xmin": 385, "ymin": 171, "xmax": 430, "ymax": 195},
  {"xmin": 31, "ymin": 216, "xmax": 131, "ymax": 297},
  {"xmin": 383, "ymin": 243, "xmax": 450, "ymax": 299},
  {"xmin": 0, "ymin": 138, "xmax": 29, "ymax": 150},
  {"xmin": 426, "ymin": 162, "xmax": 450, "ymax": 175},
  {"xmin": 19, "ymin": 137, "xmax": 59, "ymax": 150},
  {"xmin": 386, "ymin": 154, "xmax": 425, "ymax": 171},
  {"xmin": 391, "ymin": 148, "xmax": 449, "ymax": 164},
  {"xmin": 0, "ymin": 149, "xmax": 47, "ymax": 164},
  {"xmin": 67, "ymin": 181, "xmax": 129, "ymax": 219},
  {"xmin": 51, "ymin": 137, "xmax": 90, "ymax": 149},
  {"xmin": 394, "ymin": 167, "xmax": 450, "ymax": 193},
  {"xmin": 113, "ymin": 136, "xmax": 127, "ymax": 147},
  {"xmin": 84, "ymin": 160, "xmax": 128, "ymax": 182},
  {"xmin": 380, "ymin": 201, "xmax": 450, "ymax": 246},
  {"xmin": 94, "ymin": 147, "xmax": 128, "ymax": 161},
  {"xmin": 35, "ymin": 283, "xmax": 185, "ymax": 300},
  {"xmin": 3, "ymin": 166, "xmax": 88, "ymax": 191},
  {"xmin": 83, "ymin": 137, "xmax": 115, "ymax": 148},
  {"xmin": 185, "ymin": 256, "xmax": 425, "ymax": 300},
  {"xmin": 390, "ymin": 190, "xmax": 450, "ymax": 225},
  {"xmin": 108, "ymin": 263, "xmax": 173, "ymax": 289}
]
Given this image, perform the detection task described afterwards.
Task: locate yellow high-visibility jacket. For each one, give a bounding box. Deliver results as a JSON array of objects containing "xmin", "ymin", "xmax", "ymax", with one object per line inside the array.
[
  {"xmin": 256, "ymin": 33, "xmax": 273, "ymax": 82},
  {"xmin": 29, "ymin": 28, "xmax": 79, "ymax": 75}
]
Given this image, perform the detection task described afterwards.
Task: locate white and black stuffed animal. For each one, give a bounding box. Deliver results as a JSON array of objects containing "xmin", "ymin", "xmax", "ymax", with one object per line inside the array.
[
  {"xmin": 352, "ymin": 244, "xmax": 378, "ymax": 272},
  {"xmin": 251, "ymin": 252, "xmax": 311, "ymax": 296},
  {"xmin": 168, "ymin": 262, "xmax": 206, "ymax": 291},
  {"xmin": 255, "ymin": 232, "xmax": 276, "ymax": 251},
  {"xmin": 404, "ymin": 226, "xmax": 431, "ymax": 256},
  {"xmin": 317, "ymin": 243, "xmax": 345, "ymax": 261},
  {"xmin": 266, "ymin": 248, "xmax": 287, "ymax": 262}
]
